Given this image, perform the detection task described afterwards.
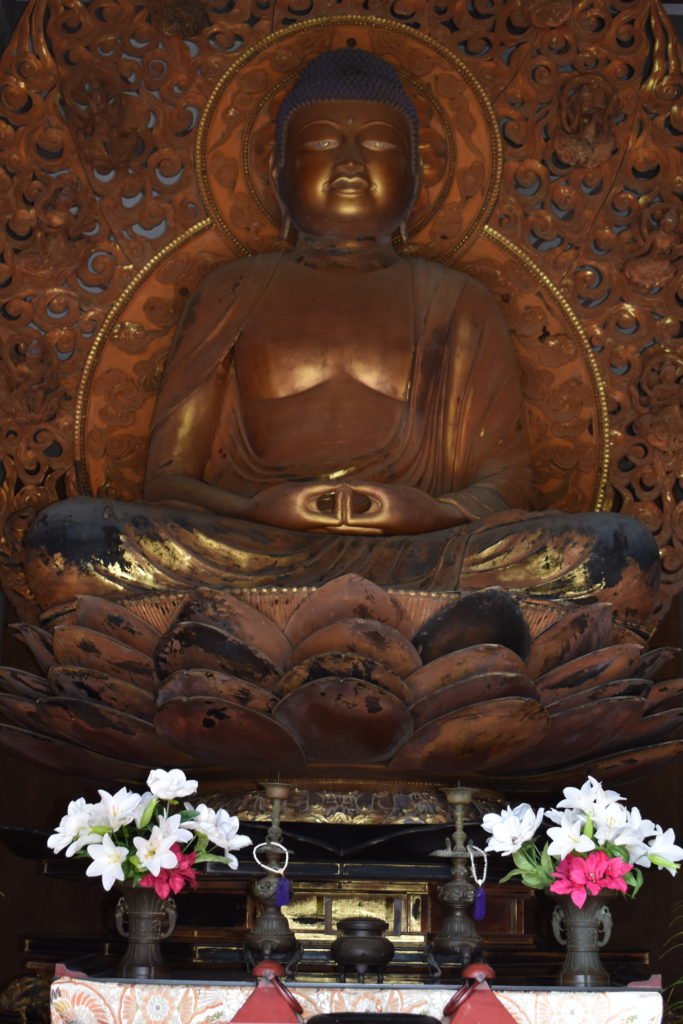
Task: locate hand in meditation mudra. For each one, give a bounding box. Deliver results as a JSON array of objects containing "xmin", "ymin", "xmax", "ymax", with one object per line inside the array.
[{"xmin": 25, "ymin": 49, "xmax": 660, "ymax": 631}]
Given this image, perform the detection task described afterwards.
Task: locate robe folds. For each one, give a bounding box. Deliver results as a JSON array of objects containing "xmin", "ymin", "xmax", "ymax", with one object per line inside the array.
[{"xmin": 24, "ymin": 254, "xmax": 660, "ymax": 626}]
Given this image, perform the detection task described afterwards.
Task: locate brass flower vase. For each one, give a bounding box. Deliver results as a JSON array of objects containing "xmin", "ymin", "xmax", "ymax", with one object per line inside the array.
[
  {"xmin": 550, "ymin": 892, "xmax": 614, "ymax": 987},
  {"xmin": 114, "ymin": 883, "xmax": 178, "ymax": 978}
]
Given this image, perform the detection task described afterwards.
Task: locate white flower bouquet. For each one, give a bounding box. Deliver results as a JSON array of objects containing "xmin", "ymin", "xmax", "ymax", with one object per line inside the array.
[
  {"xmin": 47, "ymin": 768, "xmax": 252, "ymax": 897},
  {"xmin": 481, "ymin": 775, "xmax": 683, "ymax": 908}
]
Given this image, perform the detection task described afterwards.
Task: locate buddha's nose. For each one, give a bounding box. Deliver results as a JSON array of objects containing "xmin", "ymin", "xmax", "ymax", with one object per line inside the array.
[{"xmin": 336, "ymin": 138, "xmax": 365, "ymax": 168}]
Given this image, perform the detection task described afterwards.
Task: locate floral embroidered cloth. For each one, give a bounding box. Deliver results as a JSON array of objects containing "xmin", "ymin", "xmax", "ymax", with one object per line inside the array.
[{"xmin": 50, "ymin": 977, "xmax": 663, "ymax": 1024}]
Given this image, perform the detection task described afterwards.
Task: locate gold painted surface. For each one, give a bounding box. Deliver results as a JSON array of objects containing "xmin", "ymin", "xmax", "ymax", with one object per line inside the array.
[
  {"xmin": 278, "ymin": 884, "xmax": 429, "ymax": 943},
  {"xmin": 195, "ymin": 16, "xmax": 501, "ymax": 263},
  {"xmin": 0, "ymin": 0, "xmax": 680, "ymax": 630}
]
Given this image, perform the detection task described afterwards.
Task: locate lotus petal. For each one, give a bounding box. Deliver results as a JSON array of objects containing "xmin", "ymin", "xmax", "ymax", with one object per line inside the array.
[
  {"xmin": 525, "ymin": 603, "xmax": 614, "ymax": 679},
  {"xmin": 173, "ymin": 589, "xmax": 291, "ymax": 668},
  {"xmin": 0, "ymin": 724, "xmax": 149, "ymax": 781},
  {"xmin": 74, "ymin": 595, "xmax": 161, "ymax": 657},
  {"xmin": 513, "ymin": 696, "xmax": 646, "ymax": 769},
  {"xmin": 52, "ymin": 626, "xmax": 156, "ymax": 688},
  {"xmin": 0, "ymin": 694, "xmax": 45, "ymax": 732},
  {"xmin": 40, "ymin": 603, "xmax": 77, "ymax": 629},
  {"xmin": 157, "ymin": 668, "xmax": 277, "ymax": 713},
  {"xmin": 0, "ymin": 666, "xmax": 51, "ymax": 699},
  {"xmin": 122, "ymin": 592, "xmax": 186, "ymax": 633},
  {"xmin": 636, "ymin": 648, "xmax": 680, "ymax": 681},
  {"xmin": 644, "ymin": 676, "xmax": 683, "ymax": 713},
  {"xmin": 412, "ymin": 590, "xmax": 530, "ymax": 664},
  {"xmin": 10, "ymin": 624, "xmax": 54, "ymax": 673},
  {"xmin": 284, "ymin": 574, "xmax": 409, "ymax": 645},
  {"xmin": 406, "ymin": 644, "xmax": 526, "ymax": 701},
  {"xmin": 47, "ymin": 666, "xmax": 155, "ymax": 720},
  {"xmin": 579, "ymin": 739, "xmax": 683, "ymax": 784},
  {"xmin": 492, "ymin": 739, "xmax": 683, "ymax": 789},
  {"xmin": 155, "ymin": 620, "xmax": 280, "ymax": 685},
  {"xmin": 273, "ymin": 678, "xmax": 413, "ymax": 763},
  {"xmin": 546, "ymin": 678, "xmax": 649, "ymax": 713},
  {"xmin": 535, "ymin": 643, "xmax": 643, "ymax": 701},
  {"xmin": 389, "ymin": 697, "xmax": 548, "ymax": 773},
  {"xmin": 288, "ymin": 617, "xmax": 421, "ymax": 677},
  {"xmin": 36, "ymin": 697, "xmax": 194, "ymax": 766},
  {"xmin": 275, "ymin": 652, "xmax": 409, "ymax": 703},
  {"xmin": 627, "ymin": 706, "xmax": 683, "ymax": 746},
  {"xmin": 410, "ymin": 671, "xmax": 539, "ymax": 728},
  {"xmin": 155, "ymin": 696, "xmax": 304, "ymax": 769}
]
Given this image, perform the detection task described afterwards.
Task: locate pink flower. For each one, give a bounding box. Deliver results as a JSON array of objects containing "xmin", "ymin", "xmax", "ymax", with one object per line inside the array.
[
  {"xmin": 139, "ymin": 843, "xmax": 197, "ymax": 899},
  {"xmin": 550, "ymin": 851, "xmax": 632, "ymax": 908}
]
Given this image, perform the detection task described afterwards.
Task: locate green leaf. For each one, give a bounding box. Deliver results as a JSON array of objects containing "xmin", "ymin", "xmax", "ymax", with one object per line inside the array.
[
  {"xmin": 499, "ymin": 867, "xmax": 522, "ymax": 884},
  {"xmin": 630, "ymin": 867, "xmax": 644, "ymax": 897},
  {"xmin": 88, "ymin": 826, "xmax": 111, "ymax": 836},
  {"xmin": 194, "ymin": 853, "xmax": 233, "ymax": 865},
  {"xmin": 195, "ymin": 833, "xmax": 209, "ymax": 855},
  {"xmin": 583, "ymin": 816, "xmax": 594, "ymax": 840},
  {"xmin": 519, "ymin": 869, "xmax": 547, "ymax": 889},
  {"xmin": 540, "ymin": 843, "xmax": 554, "ymax": 879},
  {"xmin": 512, "ymin": 849, "xmax": 535, "ymax": 872},
  {"xmin": 604, "ymin": 842, "xmax": 629, "ymax": 861}
]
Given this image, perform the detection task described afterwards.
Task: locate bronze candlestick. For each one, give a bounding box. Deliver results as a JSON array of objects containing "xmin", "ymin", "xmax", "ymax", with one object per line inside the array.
[
  {"xmin": 425, "ymin": 785, "xmax": 484, "ymax": 980},
  {"xmin": 242, "ymin": 781, "xmax": 303, "ymax": 979}
]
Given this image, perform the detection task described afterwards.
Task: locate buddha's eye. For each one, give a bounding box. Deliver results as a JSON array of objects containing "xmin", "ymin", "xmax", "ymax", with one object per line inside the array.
[
  {"xmin": 303, "ymin": 138, "xmax": 340, "ymax": 150},
  {"xmin": 361, "ymin": 139, "xmax": 397, "ymax": 151}
]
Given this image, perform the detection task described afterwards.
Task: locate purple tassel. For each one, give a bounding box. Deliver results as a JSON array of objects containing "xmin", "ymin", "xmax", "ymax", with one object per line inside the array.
[
  {"xmin": 275, "ymin": 874, "xmax": 291, "ymax": 907},
  {"xmin": 473, "ymin": 886, "xmax": 486, "ymax": 921}
]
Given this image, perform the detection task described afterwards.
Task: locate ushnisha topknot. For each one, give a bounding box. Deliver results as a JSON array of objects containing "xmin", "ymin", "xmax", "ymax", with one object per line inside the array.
[{"xmin": 275, "ymin": 47, "xmax": 420, "ymax": 169}]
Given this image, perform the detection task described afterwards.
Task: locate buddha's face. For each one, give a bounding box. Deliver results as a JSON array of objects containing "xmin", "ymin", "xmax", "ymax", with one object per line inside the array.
[{"xmin": 276, "ymin": 99, "xmax": 418, "ymax": 241}]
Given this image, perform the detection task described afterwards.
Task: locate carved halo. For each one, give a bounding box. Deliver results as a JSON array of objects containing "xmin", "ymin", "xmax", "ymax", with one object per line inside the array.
[{"xmin": 195, "ymin": 16, "xmax": 502, "ymax": 261}]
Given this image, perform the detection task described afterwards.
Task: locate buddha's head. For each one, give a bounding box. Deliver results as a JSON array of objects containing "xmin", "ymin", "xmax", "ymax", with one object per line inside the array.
[{"xmin": 273, "ymin": 48, "xmax": 421, "ymax": 243}]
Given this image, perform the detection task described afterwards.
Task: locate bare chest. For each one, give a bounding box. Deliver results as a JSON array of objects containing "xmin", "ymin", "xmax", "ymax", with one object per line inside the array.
[{"xmin": 234, "ymin": 264, "xmax": 414, "ymax": 400}]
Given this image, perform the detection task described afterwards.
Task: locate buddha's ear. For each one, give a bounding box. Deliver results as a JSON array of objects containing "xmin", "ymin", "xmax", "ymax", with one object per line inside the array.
[
  {"xmin": 419, "ymin": 126, "xmax": 448, "ymax": 187},
  {"xmin": 268, "ymin": 153, "xmax": 291, "ymax": 240}
]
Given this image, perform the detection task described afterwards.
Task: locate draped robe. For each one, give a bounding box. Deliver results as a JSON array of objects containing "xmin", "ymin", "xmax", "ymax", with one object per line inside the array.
[{"xmin": 24, "ymin": 253, "xmax": 660, "ymax": 626}]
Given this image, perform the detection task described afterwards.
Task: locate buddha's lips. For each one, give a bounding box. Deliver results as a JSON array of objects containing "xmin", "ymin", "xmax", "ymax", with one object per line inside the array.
[{"xmin": 326, "ymin": 176, "xmax": 372, "ymax": 192}]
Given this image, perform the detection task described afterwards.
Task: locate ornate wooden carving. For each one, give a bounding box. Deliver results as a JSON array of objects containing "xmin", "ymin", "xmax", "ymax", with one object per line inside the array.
[{"xmin": 0, "ymin": 0, "xmax": 681, "ymax": 627}]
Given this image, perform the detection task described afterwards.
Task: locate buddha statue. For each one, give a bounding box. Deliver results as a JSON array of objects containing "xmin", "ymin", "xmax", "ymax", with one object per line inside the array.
[{"xmin": 24, "ymin": 49, "xmax": 660, "ymax": 632}]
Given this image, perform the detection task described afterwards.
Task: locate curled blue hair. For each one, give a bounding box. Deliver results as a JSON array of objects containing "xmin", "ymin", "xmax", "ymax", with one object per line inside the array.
[{"xmin": 275, "ymin": 48, "xmax": 419, "ymax": 169}]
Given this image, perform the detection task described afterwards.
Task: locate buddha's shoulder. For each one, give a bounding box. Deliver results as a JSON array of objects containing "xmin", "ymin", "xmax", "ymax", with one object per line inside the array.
[
  {"xmin": 195, "ymin": 252, "xmax": 281, "ymax": 285},
  {"xmin": 410, "ymin": 257, "xmax": 497, "ymax": 303}
]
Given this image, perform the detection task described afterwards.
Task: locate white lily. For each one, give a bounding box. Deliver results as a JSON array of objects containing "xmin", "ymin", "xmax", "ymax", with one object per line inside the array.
[
  {"xmin": 147, "ymin": 769, "xmax": 198, "ymax": 801},
  {"xmin": 185, "ymin": 802, "xmax": 217, "ymax": 833},
  {"xmin": 593, "ymin": 800, "xmax": 631, "ymax": 845},
  {"xmin": 85, "ymin": 834, "xmax": 129, "ymax": 891},
  {"xmin": 639, "ymin": 826, "xmax": 683, "ymax": 875},
  {"xmin": 199, "ymin": 809, "xmax": 253, "ymax": 867},
  {"xmin": 544, "ymin": 806, "xmax": 585, "ymax": 828},
  {"xmin": 482, "ymin": 803, "xmax": 544, "ymax": 855},
  {"xmin": 47, "ymin": 798, "xmax": 98, "ymax": 857},
  {"xmin": 133, "ymin": 826, "xmax": 179, "ymax": 876},
  {"xmin": 546, "ymin": 810, "xmax": 595, "ymax": 859},
  {"xmin": 556, "ymin": 776, "xmax": 623, "ymax": 816},
  {"xmin": 94, "ymin": 787, "xmax": 143, "ymax": 831},
  {"xmin": 156, "ymin": 810, "xmax": 193, "ymax": 846},
  {"xmin": 611, "ymin": 806, "xmax": 656, "ymax": 862}
]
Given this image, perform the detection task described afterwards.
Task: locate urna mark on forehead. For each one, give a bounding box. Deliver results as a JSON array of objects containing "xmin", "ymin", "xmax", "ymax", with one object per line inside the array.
[{"xmin": 275, "ymin": 48, "xmax": 420, "ymax": 169}]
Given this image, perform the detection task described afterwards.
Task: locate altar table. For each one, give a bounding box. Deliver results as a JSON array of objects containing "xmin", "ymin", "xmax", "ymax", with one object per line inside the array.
[{"xmin": 50, "ymin": 977, "xmax": 663, "ymax": 1024}]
